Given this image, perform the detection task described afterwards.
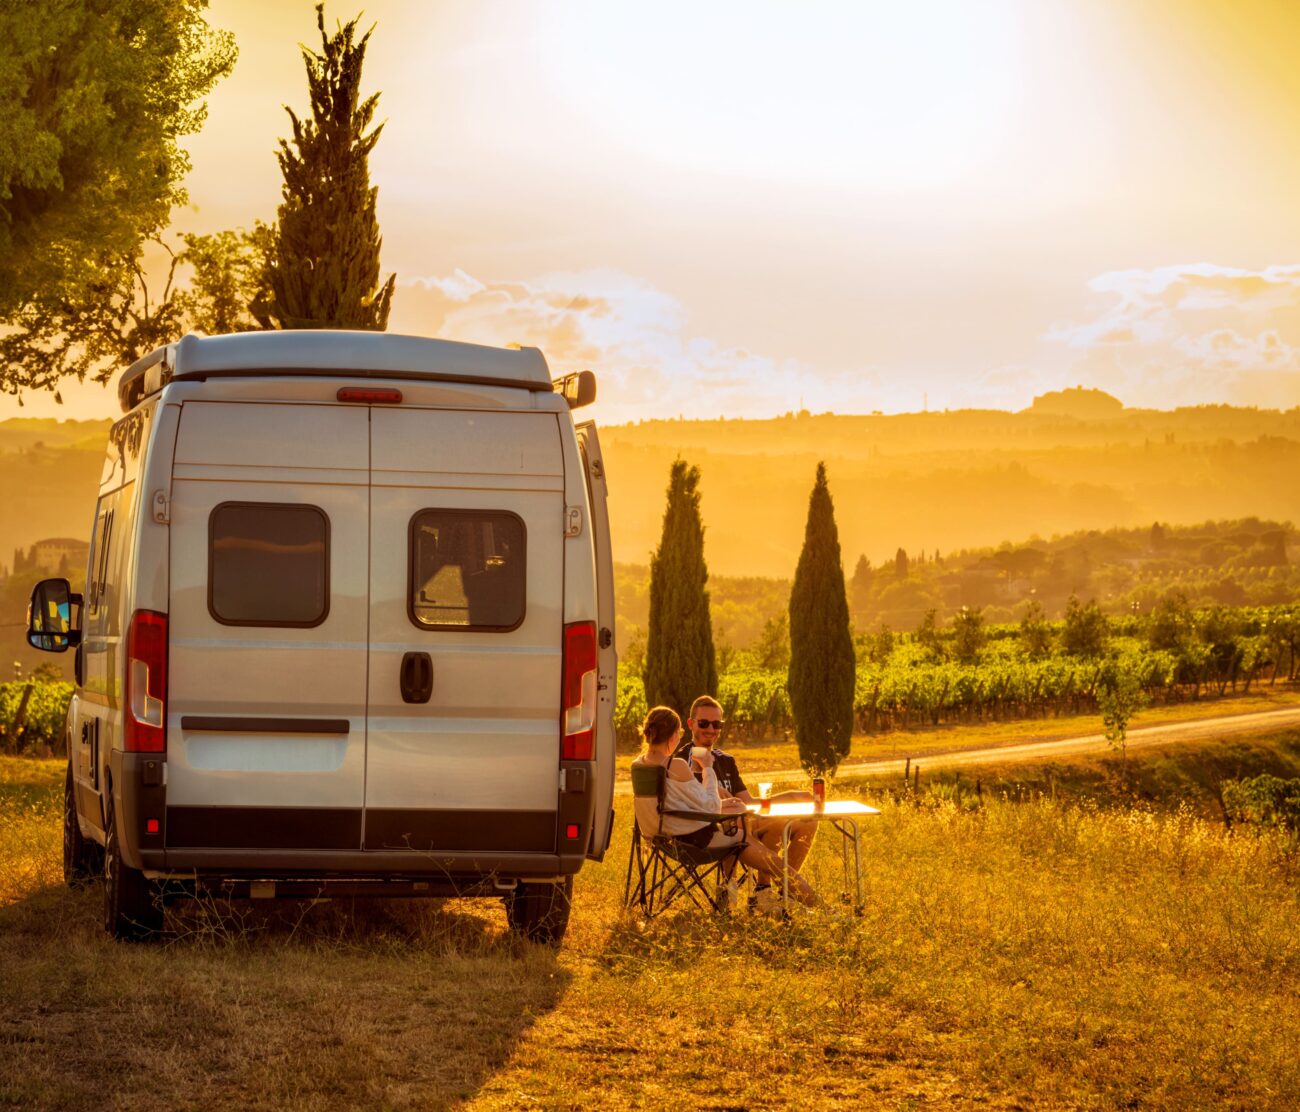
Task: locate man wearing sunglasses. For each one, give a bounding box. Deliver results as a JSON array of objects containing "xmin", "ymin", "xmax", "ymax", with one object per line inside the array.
[{"xmin": 677, "ymin": 694, "xmax": 819, "ymax": 876}]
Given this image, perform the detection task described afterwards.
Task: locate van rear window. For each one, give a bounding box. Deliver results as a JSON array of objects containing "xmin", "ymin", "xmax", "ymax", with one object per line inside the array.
[
  {"xmin": 209, "ymin": 503, "xmax": 329, "ymax": 627},
  {"xmin": 409, "ymin": 511, "xmax": 525, "ymax": 631}
]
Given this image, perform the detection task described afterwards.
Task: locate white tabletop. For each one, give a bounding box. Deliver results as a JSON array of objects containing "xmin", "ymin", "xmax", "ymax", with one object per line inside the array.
[{"xmin": 746, "ymin": 800, "xmax": 880, "ymax": 817}]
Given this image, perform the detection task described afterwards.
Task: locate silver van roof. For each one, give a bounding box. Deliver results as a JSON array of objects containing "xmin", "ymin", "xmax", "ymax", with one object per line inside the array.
[{"xmin": 117, "ymin": 331, "xmax": 554, "ymax": 412}]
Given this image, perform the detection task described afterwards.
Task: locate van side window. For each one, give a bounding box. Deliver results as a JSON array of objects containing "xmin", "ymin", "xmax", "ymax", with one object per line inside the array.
[
  {"xmin": 409, "ymin": 510, "xmax": 525, "ymax": 631},
  {"xmin": 87, "ymin": 508, "xmax": 114, "ymax": 616},
  {"xmin": 208, "ymin": 503, "xmax": 330, "ymax": 627}
]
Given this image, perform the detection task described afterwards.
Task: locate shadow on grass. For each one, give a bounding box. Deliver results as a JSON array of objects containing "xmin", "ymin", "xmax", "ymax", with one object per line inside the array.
[{"xmin": 0, "ymin": 881, "xmax": 573, "ymax": 1111}]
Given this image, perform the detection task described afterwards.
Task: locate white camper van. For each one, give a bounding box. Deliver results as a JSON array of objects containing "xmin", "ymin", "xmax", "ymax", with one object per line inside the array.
[{"xmin": 27, "ymin": 331, "xmax": 616, "ymax": 943}]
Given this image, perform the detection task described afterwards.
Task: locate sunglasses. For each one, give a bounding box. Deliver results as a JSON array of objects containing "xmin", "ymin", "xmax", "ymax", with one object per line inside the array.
[{"xmin": 694, "ymin": 718, "xmax": 724, "ymax": 730}]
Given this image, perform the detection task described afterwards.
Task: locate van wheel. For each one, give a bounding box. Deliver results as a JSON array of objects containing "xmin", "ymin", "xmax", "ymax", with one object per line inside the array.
[
  {"xmin": 63, "ymin": 765, "xmax": 101, "ymax": 887},
  {"xmin": 103, "ymin": 798, "xmax": 162, "ymax": 941},
  {"xmin": 503, "ymin": 876, "xmax": 573, "ymax": 945}
]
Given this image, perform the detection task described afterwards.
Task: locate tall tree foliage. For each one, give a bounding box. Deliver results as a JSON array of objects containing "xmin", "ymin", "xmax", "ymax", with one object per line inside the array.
[
  {"xmin": 951, "ymin": 605, "xmax": 986, "ymax": 663},
  {"xmin": 0, "ymin": 0, "xmax": 236, "ymax": 396},
  {"xmin": 788, "ymin": 462, "xmax": 855, "ymax": 775},
  {"xmin": 175, "ymin": 226, "xmax": 275, "ymax": 335},
  {"xmin": 644, "ymin": 460, "xmax": 717, "ymax": 716},
  {"xmin": 1062, "ymin": 594, "xmax": 1109, "ymax": 657},
  {"xmin": 1019, "ymin": 598, "xmax": 1053, "ymax": 658},
  {"xmin": 849, "ymin": 554, "xmax": 873, "ymax": 623},
  {"xmin": 263, "ymin": 4, "xmax": 394, "ymax": 330}
]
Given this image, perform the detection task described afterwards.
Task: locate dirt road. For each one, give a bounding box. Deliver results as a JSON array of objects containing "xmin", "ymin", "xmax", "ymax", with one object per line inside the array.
[{"xmin": 613, "ymin": 705, "xmax": 1300, "ymax": 794}]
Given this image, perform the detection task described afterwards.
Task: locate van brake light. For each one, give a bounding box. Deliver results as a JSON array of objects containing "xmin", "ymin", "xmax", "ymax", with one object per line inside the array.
[
  {"xmin": 337, "ymin": 387, "xmax": 403, "ymax": 404},
  {"xmin": 561, "ymin": 621, "xmax": 597, "ymax": 760},
  {"xmin": 125, "ymin": 610, "xmax": 167, "ymax": 753}
]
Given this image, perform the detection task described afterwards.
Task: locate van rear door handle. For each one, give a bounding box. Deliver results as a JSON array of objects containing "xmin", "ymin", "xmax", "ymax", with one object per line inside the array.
[{"xmin": 400, "ymin": 652, "xmax": 433, "ymax": 703}]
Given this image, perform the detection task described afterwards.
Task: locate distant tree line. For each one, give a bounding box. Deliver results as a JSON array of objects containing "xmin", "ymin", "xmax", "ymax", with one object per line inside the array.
[{"xmin": 847, "ymin": 518, "xmax": 1296, "ymax": 632}]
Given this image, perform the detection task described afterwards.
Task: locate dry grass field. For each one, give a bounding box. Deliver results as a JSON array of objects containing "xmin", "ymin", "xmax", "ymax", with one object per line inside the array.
[{"xmin": 4, "ymin": 747, "xmax": 1300, "ymax": 1110}]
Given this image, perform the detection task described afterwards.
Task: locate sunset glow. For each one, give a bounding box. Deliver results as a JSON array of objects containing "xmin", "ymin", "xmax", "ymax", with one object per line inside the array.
[{"xmin": 9, "ymin": 0, "xmax": 1300, "ymax": 421}]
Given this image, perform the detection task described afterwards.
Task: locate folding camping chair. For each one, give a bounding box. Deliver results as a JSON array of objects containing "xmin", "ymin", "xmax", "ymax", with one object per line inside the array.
[{"xmin": 623, "ymin": 762, "xmax": 750, "ymax": 918}]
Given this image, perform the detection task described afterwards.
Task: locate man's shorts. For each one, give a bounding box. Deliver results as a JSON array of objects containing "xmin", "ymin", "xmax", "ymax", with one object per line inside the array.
[{"xmin": 707, "ymin": 820, "xmax": 746, "ymax": 848}]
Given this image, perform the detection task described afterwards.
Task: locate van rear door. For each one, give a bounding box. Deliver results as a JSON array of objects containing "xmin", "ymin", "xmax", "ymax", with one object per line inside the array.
[
  {"xmin": 166, "ymin": 402, "xmax": 370, "ymax": 850},
  {"xmin": 363, "ymin": 409, "xmax": 564, "ymax": 854},
  {"xmin": 576, "ymin": 422, "xmax": 616, "ymax": 860}
]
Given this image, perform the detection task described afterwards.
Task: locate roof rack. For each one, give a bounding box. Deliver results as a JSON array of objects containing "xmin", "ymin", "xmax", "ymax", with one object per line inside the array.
[{"xmin": 117, "ymin": 331, "xmax": 564, "ymax": 413}]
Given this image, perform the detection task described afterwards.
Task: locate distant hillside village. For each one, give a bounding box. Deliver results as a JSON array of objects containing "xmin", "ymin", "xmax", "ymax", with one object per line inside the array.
[
  {"xmin": 1026, "ymin": 386, "xmax": 1125, "ymax": 419},
  {"xmin": 4, "ymin": 538, "xmax": 88, "ymax": 581}
]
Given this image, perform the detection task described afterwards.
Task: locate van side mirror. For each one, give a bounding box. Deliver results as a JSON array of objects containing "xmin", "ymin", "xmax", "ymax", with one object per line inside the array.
[
  {"xmin": 27, "ymin": 578, "xmax": 82, "ymax": 653},
  {"xmin": 552, "ymin": 370, "xmax": 597, "ymax": 410}
]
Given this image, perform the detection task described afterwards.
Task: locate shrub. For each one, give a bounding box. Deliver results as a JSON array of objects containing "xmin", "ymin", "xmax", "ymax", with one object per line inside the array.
[
  {"xmin": 0, "ymin": 682, "xmax": 72, "ymax": 754},
  {"xmin": 1221, "ymin": 774, "xmax": 1300, "ymax": 832}
]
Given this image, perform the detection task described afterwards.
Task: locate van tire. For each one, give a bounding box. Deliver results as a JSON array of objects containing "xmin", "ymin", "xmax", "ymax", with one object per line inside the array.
[
  {"xmin": 504, "ymin": 876, "xmax": 573, "ymax": 945},
  {"xmin": 64, "ymin": 765, "xmax": 101, "ymax": 887},
  {"xmin": 103, "ymin": 798, "xmax": 163, "ymax": 941}
]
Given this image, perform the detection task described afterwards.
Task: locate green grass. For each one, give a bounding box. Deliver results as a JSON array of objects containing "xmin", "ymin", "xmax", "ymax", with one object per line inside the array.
[{"xmin": 4, "ymin": 747, "xmax": 1300, "ymax": 1109}]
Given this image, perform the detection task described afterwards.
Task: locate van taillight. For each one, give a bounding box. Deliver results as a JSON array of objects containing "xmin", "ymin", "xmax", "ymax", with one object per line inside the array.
[
  {"xmin": 125, "ymin": 610, "xmax": 167, "ymax": 753},
  {"xmin": 561, "ymin": 621, "xmax": 597, "ymax": 760}
]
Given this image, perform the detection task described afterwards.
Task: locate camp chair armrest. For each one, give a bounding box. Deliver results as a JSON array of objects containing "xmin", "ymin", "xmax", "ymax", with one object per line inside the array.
[{"xmin": 661, "ymin": 808, "xmax": 736, "ymax": 823}]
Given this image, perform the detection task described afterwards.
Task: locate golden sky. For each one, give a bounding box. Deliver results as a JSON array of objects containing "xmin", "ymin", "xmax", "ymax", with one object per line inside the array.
[{"xmin": 10, "ymin": 0, "xmax": 1300, "ymax": 421}]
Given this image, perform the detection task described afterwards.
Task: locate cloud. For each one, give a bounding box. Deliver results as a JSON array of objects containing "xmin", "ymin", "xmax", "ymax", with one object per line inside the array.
[
  {"xmin": 1043, "ymin": 263, "xmax": 1300, "ymax": 407},
  {"xmin": 1173, "ymin": 327, "xmax": 1297, "ymax": 371},
  {"xmin": 384, "ymin": 261, "xmax": 1300, "ymax": 421},
  {"xmin": 388, "ymin": 268, "xmax": 871, "ymax": 421}
]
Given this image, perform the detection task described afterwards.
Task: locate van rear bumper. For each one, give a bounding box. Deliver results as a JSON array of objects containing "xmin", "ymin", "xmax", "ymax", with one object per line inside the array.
[{"xmin": 138, "ymin": 847, "xmax": 583, "ymax": 879}]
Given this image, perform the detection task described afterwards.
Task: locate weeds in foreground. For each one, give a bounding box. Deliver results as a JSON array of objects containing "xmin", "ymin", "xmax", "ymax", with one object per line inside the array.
[{"xmin": 5, "ymin": 753, "xmax": 1300, "ymax": 1109}]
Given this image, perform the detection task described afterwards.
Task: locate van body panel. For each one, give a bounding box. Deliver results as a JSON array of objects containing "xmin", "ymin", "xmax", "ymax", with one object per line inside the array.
[
  {"xmin": 166, "ymin": 329, "xmax": 552, "ymax": 386},
  {"xmin": 557, "ymin": 431, "xmax": 597, "ymax": 630},
  {"xmin": 138, "ymin": 844, "xmax": 577, "ymax": 877},
  {"xmin": 370, "ymin": 409, "xmax": 564, "ymax": 477},
  {"xmin": 75, "ymin": 407, "xmax": 152, "ymax": 831},
  {"xmin": 159, "ymin": 375, "xmax": 549, "ymax": 413},
  {"xmin": 369, "ymin": 473, "xmax": 564, "ymax": 496},
  {"xmin": 173, "ymin": 400, "xmax": 370, "ymax": 470},
  {"xmin": 134, "ymin": 401, "xmax": 180, "ymax": 615},
  {"xmin": 363, "ymin": 409, "xmax": 565, "ymax": 851},
  {"xmin": 552, "ymin": 419, "xmax": 604, "ymax": 862},
  {"xmin": 165, "ymin": 403, "xmax": 370, "ymax": 832},
  {"xmin": 172, "ymin": 464, "xmax": 371, "ymax": 487},
  {"xmin": 576, "ymin": 422, "xmax": 618, "ymax": 860}
]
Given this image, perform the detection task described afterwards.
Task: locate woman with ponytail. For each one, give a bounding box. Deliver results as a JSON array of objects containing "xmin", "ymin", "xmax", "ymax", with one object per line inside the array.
[{"xmin": 631, "ymin": 705, "xmax": 818, "ymax": 907}]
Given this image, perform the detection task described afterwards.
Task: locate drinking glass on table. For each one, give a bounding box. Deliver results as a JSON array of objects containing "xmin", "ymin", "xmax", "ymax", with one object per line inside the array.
[{"xmin": 758, "ymin": 782, "xmax": 773, "ymax": 813}]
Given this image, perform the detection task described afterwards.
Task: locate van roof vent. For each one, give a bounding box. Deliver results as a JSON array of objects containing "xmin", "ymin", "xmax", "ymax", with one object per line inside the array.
[{"xmin": 117, "ymin": 331, "xmax": 557, "ymax": 412}]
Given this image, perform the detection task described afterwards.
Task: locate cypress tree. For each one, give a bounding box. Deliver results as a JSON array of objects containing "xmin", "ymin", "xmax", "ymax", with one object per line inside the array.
[
  {"xmin": 644, "ymin": 459, "xmax": 717, "ymax": 717},
  {"xmin": 263, "ymin": 4, "xmax": 395, "ymax": 330},
  {"xmin": 788, "ymin": 462, "xmax": 855, "ymax": 776}
]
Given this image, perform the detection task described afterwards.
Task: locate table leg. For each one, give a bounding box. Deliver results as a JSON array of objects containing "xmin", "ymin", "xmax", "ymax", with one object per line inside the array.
[
  {"xmin": 839, "ymin": 818, "xmax": 849, "ymax": 903},
  {"xmin": 831, "ymin": 818, "xmax": 863, "ymax": 913},
  {"xmin": 781, "ymin": 820, "xmax": 793, "ymax": 908}
]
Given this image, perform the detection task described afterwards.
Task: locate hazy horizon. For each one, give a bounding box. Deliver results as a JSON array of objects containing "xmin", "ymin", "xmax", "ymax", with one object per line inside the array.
[
  {"xmin": 5, "ymin": 388, "xmax": 1298, "ymax": 429},
  {"xmin": 6, "ymin": 401, "xmax": 1297, "ymax": 579}
]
